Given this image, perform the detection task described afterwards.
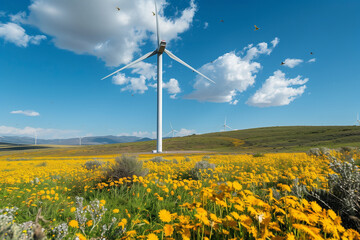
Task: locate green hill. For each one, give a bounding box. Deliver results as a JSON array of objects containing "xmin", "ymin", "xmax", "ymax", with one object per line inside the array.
[{"xmin": 1, "ymin": 126, "xmax": 360, "ymax": 157}]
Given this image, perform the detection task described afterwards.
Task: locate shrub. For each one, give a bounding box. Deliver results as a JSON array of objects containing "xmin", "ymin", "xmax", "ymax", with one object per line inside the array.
[
  {"xmin": 84, "ymin": 160, "xmax": 105, "ymax": 170},
  {"xmin": 36, "ymin": 162, "xmax": 47, "ymax": 167},
  {"xmin": 103, "ymin": 155, "xmax": 148, "ymax": 181},
  {"xmin": 253, "ymin": 153, "xmax": 264, "ymax": 158},
  {"xmin": 294, "ymin": 156, "xmax": 360, "ymax": 231},
  {"xmin": 148, "ymin": 156, "xmax": 170, "ymax": 163},
  {"xmin": 188, "ymin": 160, "xmax": 216, "ymax": 180}
]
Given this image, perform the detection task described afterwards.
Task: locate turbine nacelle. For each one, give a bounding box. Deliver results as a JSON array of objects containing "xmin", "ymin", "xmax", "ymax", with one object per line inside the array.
[{"xmin": 158, "ymin": 40, "xmax": 166, "ymax": 54}]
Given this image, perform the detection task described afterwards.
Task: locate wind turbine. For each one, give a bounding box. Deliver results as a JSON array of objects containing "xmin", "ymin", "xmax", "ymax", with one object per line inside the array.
[
  {"xmin": 34, "ymin": 130, "xmax": 37, "ymax": 145},
  {"xmin": 222, "ymin": 117, "xmax": 236, "ymax": 131},
  {"xmin": 166, "ymin": 122, "xmax": 178, "ymax": 138},
  {"xmin": 101, "ymin": 1, "xmax": 215, "ymax": 153},
  {"xmin": 79, "ymin": 137, "xmax": 82, "ymax": 146},
  {"xmin": 357, "ymin": 113, "xmax": 360, "ymax": 126}
]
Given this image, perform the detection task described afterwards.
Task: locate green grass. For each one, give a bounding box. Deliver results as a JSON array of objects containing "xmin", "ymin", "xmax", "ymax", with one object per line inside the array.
[{"xmin": 1, "ymin": 125, "xmax": 360, "ymax": 157}]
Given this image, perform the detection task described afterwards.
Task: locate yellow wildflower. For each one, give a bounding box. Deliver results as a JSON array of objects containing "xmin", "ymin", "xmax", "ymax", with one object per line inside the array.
[
  {"xmin": 164, "ymin": 224, "xmax": 174, "ymax": 236},
  {"xmin": 69, "ymin": 220, "xmax": 79, "ymax": 228},
  {"xmin": 158, "ymin": 209, "xmax": 172, "ymax": 223},
  {"xmin": 147, "ymin": 233, "xmax": 158, "ymax": 240}
]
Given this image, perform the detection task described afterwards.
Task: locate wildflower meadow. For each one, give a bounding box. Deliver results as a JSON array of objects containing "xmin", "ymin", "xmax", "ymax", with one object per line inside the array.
[{"xmin": 0, "ymin": 152, "xmax": 359, "ymax": 239}]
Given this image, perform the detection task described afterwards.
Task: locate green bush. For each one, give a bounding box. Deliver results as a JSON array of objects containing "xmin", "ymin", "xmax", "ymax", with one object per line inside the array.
[
  {"xmin": 103, "ymin": 155, "xmax": 148, "ymax": 181},
  {"xmin": 36, "ymin": 162, "xmax": 47, "ymax": 167},
  {"xmin": 148, "ymin": 156, "xmax": 170, "ymax": 163},
  {"xmin": 252, "ymin": 153, "xmax": 264, "ymax": 158},
  {"xmin": 293, "ymin": 156, "xmax": 360, "ymax": 232},
  {"xmin": 84, "ymin": 159, "xmax": 105, "ymax": 170},
  {"xmin": 188, "ymin": 160, "xmax": 216, "ymax": 180}
]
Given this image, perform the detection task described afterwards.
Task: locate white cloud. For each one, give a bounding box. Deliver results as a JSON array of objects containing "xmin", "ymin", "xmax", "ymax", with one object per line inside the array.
[
  {"xmin": 282, "ymin": 58, "xmax": 303, "ymax": 68},
  {"xmin": 163, "ymin": 78, "xmax": 181, "ymax": 98},
  {"xmin": 0, "ymin": 22, "xmax": 46, "ymax": 47},
  {"xmin": 118, "ymin": 131, "xmax": 156, "ymax": 139},
  {"xmin": 112, "ymin": 73, "xmax": 149, "ymax": 94},
  {"xmin": 186, "ymin": 38, "xmax": 279, "ymax": 103},
  {"xmin": 9, "ymin": 12, "xmax": 27, "ymax": 23},
  {"xmin": 271, "ymin": 37, "xmax": 279, "ymax": 48},
  {"xmin": 204, "ymin": 22, "xmax": 208, "ymax": 29},
  {"xmin": 247, "ymin": 70, "xmax": 308, "ymax": 107},
  {"xmin": 177, "ymin": 128, "xmax": 196, "ymax": 136},
  {"xmin": 0, "ymin": 125, "xmax": 79, "ymax": 139},
  {"xmin": 308, "ymin": 58, "xmax": 316, "ymax": 63},
  {"xmin": 11, "ymin": 110, "xmax": 40, "ymax": 117},
  {"xmin": 230, "ymin": 100, "xmax": 238, "ymax": 105},
  {"xmin": 26, "ymin": 0, "xmax": 197, "ymax": 67},
  {"xmin": 130, "ymin": 62, "xmax": 156, "ymax": 80}
]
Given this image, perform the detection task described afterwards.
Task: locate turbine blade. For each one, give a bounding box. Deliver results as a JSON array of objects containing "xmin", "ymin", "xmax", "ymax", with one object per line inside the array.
[
  {"xmin": 155, "ymin": 0, "xmax": 160, "ymax": 46},
  {"xmin": 170, "ymin": 121, "xmax": 173, "ymax": 130},
  {"xmin": 164, "ymin": 49, "xmax": 216, "ymax": 84},
  {"xmin": 101, "ymin": 50, "xmax": 157, "ymax": 80},
  {"xmin": 226, "ymin": 125, "xmax": 234, "ymax": 130},
  {"xmin": 165, "ymin": 131, "xmax": 172, "ymax": 137}
]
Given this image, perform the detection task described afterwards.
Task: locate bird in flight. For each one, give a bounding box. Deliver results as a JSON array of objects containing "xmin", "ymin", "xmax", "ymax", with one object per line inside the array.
[
  {"xmin": 152, "ymin": 11, "xmax": 156, "ymax": 16},
  {"xmin": 254, "ymin": 25, "xmax": 260, "ymax": 31},
  {"xmin": 280, "ymin": 62, "xmax": 285, "ymax": 65},
  {"xmin": 116, "ymin": 7, "xmax": 120, "ymax": 11},
  {"xmin": 220, "ymin": 19, "xmax": 224, "ymax": 23},
  {"xmin": 310, "ymin": 52, "xmax": 313, "ymax": 55}
]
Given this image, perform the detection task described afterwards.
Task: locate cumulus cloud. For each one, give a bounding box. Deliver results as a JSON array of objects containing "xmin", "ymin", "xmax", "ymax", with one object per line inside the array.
[
  {"xmin": 112, "ymin": 74, "xmax": 148, "ymax": 94},
  {"xmin": 282, "ymin": 58, "xmax": 303, "ymax": 68},
  {"xmin": 0, "ymin": 22, "xmax": 46, "ymax": 47},
  {"xmin": 308, "ymin": 58, "xmax": 316, "ymax": 63},
  {"xmin": 163, "ymin": 78, "xmax": 181, "ymax": 98},
  {"xmin": 0, "ymin": 125, "xmax": 79, "ymax": 139},
  {"xmin": 9, "ymin": 12, "xmax": 27, "ymax": 23},
  {"xmin": 11, "ymin": 110, "xmax": 40, "ymax": 116},
  {"xmin": 177, "ymin": 128, "xmax": 196, "ymax": 136},
  {"xmin": 186, "ymin": 38, "xmax": 279, "ymax": 103},
  {"xmin": 204, "ymin": 22, "xmax": 208, "ymax": 29},
  {"xmin": 271, "ymin": 37, "xmax": 279, "ymax": 48},
  {"xmin": 247, "ymin": 70, "xmax": 308, "ymax": 107},
  {"xmin": 25, "ymin": 0, "xmax": 197, "ymax": 67},
  {"xmin": 118, "ymin": 131, "xmax": 156, "ymax": 139},
  {"xmin": 230, "ymin": 100, "xmax": 238, "ymax": 105}
]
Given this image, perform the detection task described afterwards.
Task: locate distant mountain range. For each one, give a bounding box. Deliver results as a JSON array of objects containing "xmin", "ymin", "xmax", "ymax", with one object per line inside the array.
[{"xmin": 0, "ymin": 135, "xmax": 153, "ymax": 145}]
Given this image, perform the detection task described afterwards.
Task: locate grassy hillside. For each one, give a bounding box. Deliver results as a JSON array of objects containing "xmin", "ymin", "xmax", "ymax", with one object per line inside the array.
[{"xmin": 1, "ymin": 126, "xmax": 360, "ymax": 158}]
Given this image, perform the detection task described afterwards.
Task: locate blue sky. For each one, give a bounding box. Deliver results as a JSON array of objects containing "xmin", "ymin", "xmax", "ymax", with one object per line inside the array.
[{"xmin": 0, "ymin": 0, "xmax": 359, "ymax": 139}]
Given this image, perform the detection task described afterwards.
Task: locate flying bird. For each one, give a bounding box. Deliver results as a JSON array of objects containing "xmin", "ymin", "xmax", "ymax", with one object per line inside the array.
[
  {"xmin": 116, "ymin": 7, "xmax": 120, "ymax": 11},
  {"xmin": 220, "ymin": 19, "xmax": 224, "ymax": 23},
  {"xmin": 254, "ymin": 25, "xmax": 260, "ymax": 31},
  {"xmin": 280, "ymin": 62, "xmax": 285, "ymax": 65},
  {"xmin": 310, "ymin": 52, "xmax": 313, "ymax": 55},
  {"xmin": 152, "ymin": 11, "xmax": 156, "ymax": 16}
]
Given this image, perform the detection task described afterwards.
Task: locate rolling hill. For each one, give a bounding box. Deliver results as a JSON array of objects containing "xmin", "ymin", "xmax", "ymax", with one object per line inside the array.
[
  {"xmin": 0, "ymin": 135, "xmax": 152, "ymax": 145},
  {"xmin": 1, "ymin": 126, "xmax": 360, "ymax": 158}
]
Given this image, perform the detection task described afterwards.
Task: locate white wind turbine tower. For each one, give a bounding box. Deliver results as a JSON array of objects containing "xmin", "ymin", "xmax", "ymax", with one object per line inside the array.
[
  {"xmin": 102, "ymin": 1, "xmax": 215, "ymax": 153},
  {"xmin": 166, "ymin": 122, "xmax": 179, "ymax": 138},
  {"xmin": 34, "ymin": 130, "xmax": 37, "ymax": 145},
  {"xmin": 357, "ymin": 113, "xmax": 360, "ymax": 126},
  {"xmin": 79, "ymin": 137, "xmax": 82, "ymax": 146},
  {"xmin": 222, "ymin": 117, "xmax": 236, "ymax": 131}
]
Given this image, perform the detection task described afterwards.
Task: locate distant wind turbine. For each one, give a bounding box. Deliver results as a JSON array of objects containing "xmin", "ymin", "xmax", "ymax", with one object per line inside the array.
[
  {"xmin": 102, "ymin": 1, "xmax": 215, "ymax": 153},
  {"xmin": 34, "ymin": 130, "xmax": 37, "ymax": 145},
  {"xmin": 357, "ymin": 113, "xmax": 360, "ymax": 126},
  {"xmin": 79, "ymin": 137, "xmax": 82, "ymax": 146},
  {"xmin": 222, "ymin": 117, "xmax": 236, "ymax": 131},
  {"xmin": 165, "ymin": 122, "xmax": 179, "ymax": 138}
]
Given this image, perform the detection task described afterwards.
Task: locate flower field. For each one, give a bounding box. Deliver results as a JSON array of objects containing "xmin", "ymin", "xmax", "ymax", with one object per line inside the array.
[{"xmin": 0, "ymin": 152, "xmax": 359, "ymax": 239}]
